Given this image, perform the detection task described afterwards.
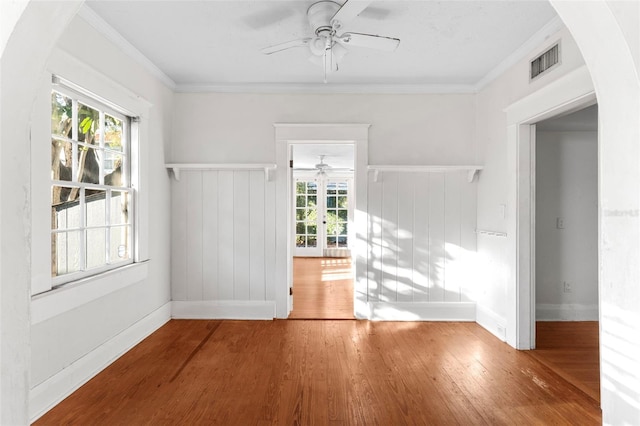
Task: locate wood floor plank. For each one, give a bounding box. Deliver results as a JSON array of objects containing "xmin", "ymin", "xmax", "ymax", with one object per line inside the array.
[
  {"xmin": 529, "ymin": 321, "xmax": 600, "ymax": 404},
  {"xmin": 36, "ymin": 320, "xmax": 601, "ymax": 425},
  {"xmin": 289, "ymin": 257, "xmax": 354, "ymax": 319}
]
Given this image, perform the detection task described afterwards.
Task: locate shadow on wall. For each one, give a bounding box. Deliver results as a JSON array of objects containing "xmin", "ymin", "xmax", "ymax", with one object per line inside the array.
[{"xmin": 361, "ymin": 212, "xmax": 483, "ymax": 305}]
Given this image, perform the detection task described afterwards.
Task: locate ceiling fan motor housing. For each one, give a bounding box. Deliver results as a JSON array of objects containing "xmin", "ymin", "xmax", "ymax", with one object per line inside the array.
[{"xmin": 307, "ymin": 1, "xmax": 341, "ymax": 36}]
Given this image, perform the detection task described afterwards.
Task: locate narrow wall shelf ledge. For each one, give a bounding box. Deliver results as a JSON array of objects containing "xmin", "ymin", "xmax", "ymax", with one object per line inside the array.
[
  {"xmin": 367, "ymin": 165, "xmax": 483, "ymax": 183},
  {"xmin": 165, "ymin": 163, "xmax": 277, "ymax": 181}
]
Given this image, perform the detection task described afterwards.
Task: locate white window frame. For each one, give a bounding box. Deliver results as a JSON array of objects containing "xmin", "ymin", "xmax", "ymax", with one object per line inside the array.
[
  {"xmin": 31, "ymin": 48, "xmax": 152, "ymax": 301},
  {"xmin": 50, "ymin": 79, "xmax": 136, "ymax": 286}
]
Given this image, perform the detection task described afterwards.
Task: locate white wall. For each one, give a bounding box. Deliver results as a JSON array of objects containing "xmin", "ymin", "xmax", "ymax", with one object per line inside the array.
[
  {"xmin": 535, "ymin": 131, "xmax": 598, "ymax": 320},
  {"xmin": 170, "ymin": 170, "xmax": 277, "ymax": 318},
  {"xmin": 171, "ymin": 93, "xmax": 478, "ymax": 320},
  {"xmin": 27, "ymin": 15, "xmax": 173, "ymax": 420},
  {"xmin": 172, "ymin": 93, "xmax": 477, "ymax": 165},
  {"xmin": 366, "ymin": 170, "xmax": 477, "ymax": 304},
  {"xmin": 474, "ymin": 26, "xmax": 587, "ymax": 334}
]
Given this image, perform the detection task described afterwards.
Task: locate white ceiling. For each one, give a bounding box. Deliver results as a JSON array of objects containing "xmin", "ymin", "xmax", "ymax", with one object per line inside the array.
[
  {"xmin": 293, "ymin": 144, "xmax": 354, "ymax": 170},
  {"xmin": 85, "ymin": 0, "xmax": 558, "ymax": 90}
]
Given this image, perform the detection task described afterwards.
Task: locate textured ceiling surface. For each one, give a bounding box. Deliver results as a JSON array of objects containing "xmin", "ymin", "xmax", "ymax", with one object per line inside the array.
[{"xmin": 86, "ymin": 0, "xmax": 557, "ymax": 87}]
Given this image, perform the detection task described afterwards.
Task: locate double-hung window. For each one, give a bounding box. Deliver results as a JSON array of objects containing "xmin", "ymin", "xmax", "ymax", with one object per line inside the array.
[{"xmin": 50, "ymin": 79, "xmax": 134, "ymax": 284}]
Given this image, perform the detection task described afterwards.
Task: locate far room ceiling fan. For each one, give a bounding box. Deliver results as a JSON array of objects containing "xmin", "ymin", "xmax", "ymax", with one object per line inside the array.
[
  {"xmin": 261, "ymin": 0, "xmax": 400, "ymax": 82},
  {"xmin": 294, "ymin": 155, "xmax": 353, "ymax": 176}
]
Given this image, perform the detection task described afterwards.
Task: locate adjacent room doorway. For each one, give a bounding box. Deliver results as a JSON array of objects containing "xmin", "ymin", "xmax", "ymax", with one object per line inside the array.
[
  {"xmin": 289, "ymin": 143, "xmax": 355, "ymax": 319},
  {"xmin": 530, "ymin": 104, "xmax": 600, "ymax": 403}
]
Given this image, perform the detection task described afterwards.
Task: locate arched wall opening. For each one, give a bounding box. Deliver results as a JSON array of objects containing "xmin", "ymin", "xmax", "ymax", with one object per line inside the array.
[{"xmin": 1, "ymin": 1, "xmax": 638, "ymax": 424}]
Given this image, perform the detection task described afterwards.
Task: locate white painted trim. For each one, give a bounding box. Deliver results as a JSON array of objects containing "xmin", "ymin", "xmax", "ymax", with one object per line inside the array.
[
  {"xmin": 476, "ymin": 304, "xmax": 507, "ymax": 342},
  {"xmin": 171, "ymin": 301, "xmax": 276, "ymax": 320},
  {"xmin": 368, "ymin": 165, "xmax": 483, "ymax": 184},
  {"xmin": 275, "ymin": 124, "xmax": 369, "ymax": 319},
  {"xmin": 504, "ymin": 64, "xmax": 596, "ymax": 350},
  {"xmin": 29, "ymin": 302, "xmax": 171, "ymax": 423},
  {"xmin": 475, "ymin": 16, "xmax": 565, "ymax": 90},
  {"xmin": 165, "ymin": 163, "xmax": 277, "ymax": 181},
  {"xmin": 176, "ymin": 83, "xmax": 477, "ymax": 94},
  {"xmin": 368, "ymin": 302, "xmax": 476, "ymax": 321},
  {"xmin": 31, "ymin": 262, "xmax": 149, "ymax": 325},
  {"xmin": 368, "ymin": 165, "xmax": 483, "ymax": 172},
  {"xmin": 76, "ymin": 4, "xmax": 176, "ymax": 90},
  {"xmin": 536, "ymin": 304, "xmax": 599, "ymax": 321}
]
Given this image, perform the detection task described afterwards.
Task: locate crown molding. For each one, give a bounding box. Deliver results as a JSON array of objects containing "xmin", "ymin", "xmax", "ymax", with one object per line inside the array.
[
  {"xmin": 77, "ymin": 4, "xmax": 177, "ymax": 90},
  {"xmin": 474, "ymin": 16, "xmax": 565, "ymax": 91},
  {"xmin": 175, "ymin": 82, "xmax": 477, "ymax": 94}
]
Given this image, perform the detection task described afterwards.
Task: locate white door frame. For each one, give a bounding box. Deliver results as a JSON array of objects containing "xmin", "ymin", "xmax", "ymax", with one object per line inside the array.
[
  {"xmin": 505, "ymin": 66, "xmax": 596, "ymax": 349},
  {"xmin": 274, "ymin": 124, "xmax": 369, "ymax": 318}
]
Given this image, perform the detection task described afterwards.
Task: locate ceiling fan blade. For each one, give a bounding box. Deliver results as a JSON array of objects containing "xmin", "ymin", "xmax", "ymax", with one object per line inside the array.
[
  {"xmin": 337, "ymin": 32, "xmax": 400, "ymax": 52},
  {"xmin": 331, "ymin": 0, "xmax": 372, "ymax": 30},
  {"xmin": 261, "ymin": 38, "xmax": 312, "ymax": 55}
]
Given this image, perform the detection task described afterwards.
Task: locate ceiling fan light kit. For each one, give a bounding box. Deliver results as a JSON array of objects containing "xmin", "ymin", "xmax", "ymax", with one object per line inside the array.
[{"xmin": 261, "ymin": 0, "xmax": 400, "ymax": 82}]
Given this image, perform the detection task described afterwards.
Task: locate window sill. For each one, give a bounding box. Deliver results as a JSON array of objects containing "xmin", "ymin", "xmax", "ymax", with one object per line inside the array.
[{"xmin": 31, "ymin": 261, "xmax": 149, "ymax": 325}]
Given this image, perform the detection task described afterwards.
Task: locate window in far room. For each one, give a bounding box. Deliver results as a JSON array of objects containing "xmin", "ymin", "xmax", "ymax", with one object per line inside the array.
[{"xmin": 50, "ymin": 80, "xmax": 135, "ymax": 285}]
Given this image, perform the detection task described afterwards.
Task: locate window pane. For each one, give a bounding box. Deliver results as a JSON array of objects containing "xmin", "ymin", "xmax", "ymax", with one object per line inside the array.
[
  {"xmin": 296, "ymin": 222, "xmax": 305, "ymax": 234},
  {"xmin": 340, "ymin": 223, "xmax": 348, "ymax": 236},
  {"xmin": 296, "ymin": 236, "xmax": 306, "ymax": 247},
  {"xmin": 104, "ymin": 114, "xmax": 123, "ymax": 151},
  {"xmin": 296, "ymin": 209, "xmax": 306, "ymax": 221},
  {"xmin": 326, "ymin": 236, "xmax": 337, "ymax": 247},
  {"xmin": 327, "ymin": 196, "xmax": 336, "ymax": 208},
  {"xmin": 110, "ymin": 226, "xmax": 131, "ymax": 261},
  {"xmin": 307, "ymin": 236, "xmax": 317, "ymax": 248},
  {"xmin": 51, "ymin": 91, "xmax": 72, "ymax": 138},
  {"xmin": 104, "ymin": 150, "xmax": 123, "ymax": 186},
  {"xmin": 338, "ymin": 236, "xmax": 348, "ymax": 247},
  {"xmin": 86, "ymin": 190, "xmax": 106, "ymax": 227},
  {"xmin": 77, "ymin": 145, "xmax": 100, "ymax": 184},
  {"xmin": 307, "ymin": 225, "xmax": 317, "ymax": 235},
  {"xmin": 296, "ymin": 195, "xmax": 305, "ymax": 208},
  {"xmin": 51, "ymin": 139, "xmax": 73, "ymax": 181},
  {"xmin": 52, "ymin": 188, "xmax": 81, "ymax": 230},
  {"xmin": 338, "ymin": 196, "xmax": 348, "ymax": 208},
  {"xmin": 52, "ymin": 231, "xmax": 82, "ymax": 277},
  {"xmin": 78, "ymin": 103, "xmax": 100, "ymax": 144},
  {"xmin": 308, "ymin": 196, "xmax": 316, "ymax": 207},
  {"xmin": 307, "ymin": 182, "xmax": 317, "ymax": 194},
  {"xmin": 338, "ymin": 209, "xmax": 348, "ymax": 221},
  {"xmin": 86, "ymin": 228, "xmax": 106, "ymax": 269},
  {"xmin": 110, "ymin": 191, "xmax": 130, "ymax": 225},
  {"xmin": 296, "ymin": 182, "xmax": 305, "ymax": 194}
]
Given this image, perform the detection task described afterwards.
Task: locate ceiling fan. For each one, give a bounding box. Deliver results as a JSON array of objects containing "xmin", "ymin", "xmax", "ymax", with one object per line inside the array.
[
  {"xmin": 261, "ymin": 0, "xmax": 400, "ymax": 82},
  {"xmin": 294, "ymin": 155, "xmax": 353, "ymax": 176}
]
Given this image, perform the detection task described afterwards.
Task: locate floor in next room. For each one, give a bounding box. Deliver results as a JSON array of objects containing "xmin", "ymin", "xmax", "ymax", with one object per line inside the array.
[
  {"xmin": 288, "ymin": 256, "xmax": 354, "ymax": 319},
  {"xmin": 528, "ymin": 321, "xmax": 600, "ymax": 404}
]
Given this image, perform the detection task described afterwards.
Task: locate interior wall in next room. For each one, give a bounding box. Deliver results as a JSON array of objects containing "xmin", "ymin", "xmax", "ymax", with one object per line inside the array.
[{"xmin": 535, "ymin": 109, "xmax": 598, "ymax": 320}]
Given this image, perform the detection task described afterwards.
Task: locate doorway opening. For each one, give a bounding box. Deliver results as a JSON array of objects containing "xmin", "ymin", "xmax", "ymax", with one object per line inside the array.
[
  {"xmin": 289, "ymin": 143, "xmax": 355, "ymax": 319},
  {"xmin": 529, "ymin": 104, "xmax": 600, "ymax": 403}
]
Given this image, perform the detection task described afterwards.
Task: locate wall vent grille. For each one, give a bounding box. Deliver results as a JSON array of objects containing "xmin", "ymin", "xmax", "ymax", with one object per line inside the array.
[{"xmin": 530, "ymin": 43, "xmax": 559, "ymax": 80}]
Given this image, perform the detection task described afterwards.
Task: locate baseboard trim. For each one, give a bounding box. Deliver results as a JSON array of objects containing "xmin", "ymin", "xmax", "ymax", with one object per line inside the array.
[
  {"xmin": 29, "ymin": 302, "xmax": 171, "ymax": 423},
  {"xmin": 171, "ymin": 300, "xmax": 276, "ymax": 320},
  {"xmin": 476, "ymin": 304, "xmax": 507, "ymax": 341},
  {"xmin": 536, "ymin": 303, "xmax": 599, "ymax": 321},
  {"xmin": 367, "ymin": 302, "xmax": 476, "ymax": 321}
]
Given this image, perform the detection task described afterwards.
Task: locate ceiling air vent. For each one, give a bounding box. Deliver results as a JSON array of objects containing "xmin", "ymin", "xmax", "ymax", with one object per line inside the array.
[{"xmin": 530, "ymin": 43, "xmax": 560, "ymax": 81}]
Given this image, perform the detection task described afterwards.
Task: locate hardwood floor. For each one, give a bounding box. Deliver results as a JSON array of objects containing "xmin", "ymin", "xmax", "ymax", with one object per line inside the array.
[
  {"xmin": 528, "ymin": 321, "xmax": 600, "ymax": 404},
  {"xmin": 36, "ymin": 320, "xmax": 601, "ymax": 425},
  {"xmin": 288, "ymin": 257, "xmax": 354, "ymax": 319}
]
